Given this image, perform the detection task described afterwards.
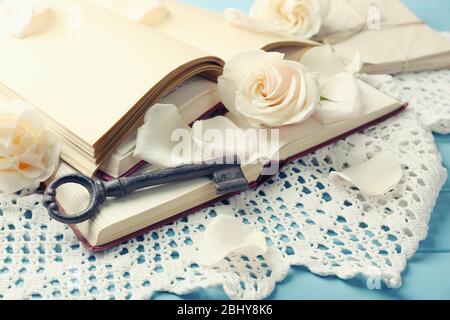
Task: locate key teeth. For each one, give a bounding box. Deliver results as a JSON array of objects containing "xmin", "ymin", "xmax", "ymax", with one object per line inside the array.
[
  {"xmin": 213, "ymin": 166, "xmax": 249, "ymax": 194},
  {"xmin": 216, "ymin": 178, "xmax": 250, "ymax": 194}
]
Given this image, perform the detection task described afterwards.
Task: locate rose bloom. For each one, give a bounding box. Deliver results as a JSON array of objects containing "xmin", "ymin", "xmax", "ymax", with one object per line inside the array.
[
  {"xmin": 218, "ymin": 50, "xmax": 320, "ymax": 128},
  {"xmin": 0, "ymin": 100, "xmax": 60, "ymax": 194},
  {"xmin": 249, "ymin": 0, "xmax": 330, "ymax": 39}
]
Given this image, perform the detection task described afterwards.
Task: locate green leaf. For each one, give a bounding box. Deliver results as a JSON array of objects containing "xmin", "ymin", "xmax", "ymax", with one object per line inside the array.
[{"xmin": 320, "ymin": 96, "xmax": 337, "ymax": 103}]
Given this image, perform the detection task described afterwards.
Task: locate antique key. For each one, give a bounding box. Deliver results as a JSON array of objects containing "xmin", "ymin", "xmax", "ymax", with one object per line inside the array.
[{"xmin": 43, "ymin": 156, "xmax": 249, "ymax": 225}]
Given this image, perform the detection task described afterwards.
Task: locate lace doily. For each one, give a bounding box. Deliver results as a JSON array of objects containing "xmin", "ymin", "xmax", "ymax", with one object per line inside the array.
[
  {"xmin": 0, "ymin": 69, "xmax": 449, "ymax": 299},
  {"xmin": 395, "ymin": 69, "xmax": 450, "ymax": 134},
  {"xmin": 399, "ymin": 32, "xmax": 450, "ymax": 134}
]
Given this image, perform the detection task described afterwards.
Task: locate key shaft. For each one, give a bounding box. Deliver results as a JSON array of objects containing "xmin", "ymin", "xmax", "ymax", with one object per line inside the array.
[{"xmin": 103, "ymin": 160, "xmax": 247, "ymax": 197}]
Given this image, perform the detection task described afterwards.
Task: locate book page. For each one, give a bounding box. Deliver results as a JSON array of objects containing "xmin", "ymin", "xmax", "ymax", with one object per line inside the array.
[
  {"xmin": 154, "ymin": 0, "xmax": 316, "ymax": 60},
  {"xmin": 0, "ymin": 0, "xmax": 216, "ymax": 147},
  {"xmin": 99, "ymin": 77, "xmax": 221, "ymax": 177}
]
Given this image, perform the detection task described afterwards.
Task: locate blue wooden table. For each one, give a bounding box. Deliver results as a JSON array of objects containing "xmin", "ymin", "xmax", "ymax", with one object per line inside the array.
[{"xmin": 155, "ymin": 0, "xmax": 450, "ymax": 300}]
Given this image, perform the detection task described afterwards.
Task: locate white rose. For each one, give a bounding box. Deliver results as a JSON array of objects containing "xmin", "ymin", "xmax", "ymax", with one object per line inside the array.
[
  {"xmin": 0, "ymin": 100, "xmax": 60, "ymax": 194},
  {"xmin": 218, "ymin": 50, "xmax": 320, "ymax": 128},
  {"xmin": 225, "ymin": 0, "xmax": 330, "ymax": 39},
  {"xmin": 250, "ymin": 0, "xmax": 330, "ymax": 38}
]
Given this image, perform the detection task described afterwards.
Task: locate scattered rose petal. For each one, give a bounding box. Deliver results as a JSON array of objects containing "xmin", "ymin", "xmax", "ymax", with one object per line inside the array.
[
  {"xmin": 301, "ymin": 45, "xmax": 348, "ymax": 80},
  {"xmin": 345, "ymin": 52, "xmax": 363, "ymax": 74},
  {"xmin": 134, "ymin": 104, "xmax": 193, "ymax": 168},
  {"xmin": 134, "ymin": 106, "xmax": 257, "ymax": 167},
  {"xmin": 301, "ymin": 45, "xmax": 362, "ymax": 124},
  {"xmin": 330, "ymin": 152, "xmax": 402, "ymax": 196},
  {"xmin": 197, "ymin": 215, "xmax": 267, "ymax": 266},
  {"xmin": 301, "ymin": 45, "xmax": 361, "ymax": 80},
  {"xmin": 314, "ymin": 72, "xmax": 362, "ymax": 125},
  {"xmin": 0, "ymin": 100, "xmax": 60, "ymax": 194},
  {"xmin": 0, "ymin": 0, "xmax": 49, "ymax": 39},
  {"xmin": 112, "ymin": 0, "xmax": 170, "ymax": 26},
  {"xmin": 192, "ymin": 116, "xmax": 257, "ymax": 162}
]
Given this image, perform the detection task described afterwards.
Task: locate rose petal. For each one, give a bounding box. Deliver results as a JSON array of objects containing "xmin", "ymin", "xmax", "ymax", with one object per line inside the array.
[
  {"xmin": 218, "ymin": 50, "xmax": 285, "ymax": 119},
  {"xmin": 345, "ymin": 52, "xmax": 363, "ymax": 74},
  {"xmin": 330, "ymin": 152, "xmax": 402, "ymax": 196},
  {"xmin": 197, "ymin": 215, "xmax": 267, "ymax": 266},
  {"xmin": 17, "ymin": 103, "xmax": 46, "ymax": 134},
  {"xmin": 281, "ymin": 64, "xmax": 320, "ymax": 126},
  {"xmin": 0, "ymin": 120, "xmax": 17, "ymax": 149},
  {"xmin": 248, "ymin": 0, "xmax": 330, "ymax": 39},
  {"xmin": 301, "ymin": 45, "xmax": 348, "ymax": 80},
  {"xmin": 0, "ymin": 171, "xmax": 40, "ymax": 194},
  {"xmin": 222, "ymin": 50, "xmax": 285, "ymax": 90},
  {"xmin": 135, "ymin": 106, "xmax": 260, "ymax": 167},
  {"xmin": 134, "ymin": 104, "xmax": 194, "ymax": 168},
  {"xmin": 112, "ymin": 0, "xmax": 170, "ymax": 26},
  {"xmin": 192, "ymin": 116, "xmax": 258, "ymax": 163},
  {"xmin": 0, "ymin": 100, "xmax": 45, "ymax": 149},
  {"xmin": 314, "ymin": 72, "xmax": 362, "ymax": 125},
  {"xmin": 0, "ymin": 0, "xmax": 49, "ymax": 39}
]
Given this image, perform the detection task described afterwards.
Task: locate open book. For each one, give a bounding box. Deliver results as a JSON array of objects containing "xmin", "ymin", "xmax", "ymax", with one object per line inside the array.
[
  {"xmin": 94, "ymin": 0, "xmax": 450, "ymax": 75},
  {"xmin": 0, "ymin": 0, "xmax": 407, "ymax": 251},
  {"xmin": 0, "ymin": 0, "xmax": 315, "ymax": 177},
  {"xmin": 54, "ymin": 79, "xmax": 405, "ymax": 251}
]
